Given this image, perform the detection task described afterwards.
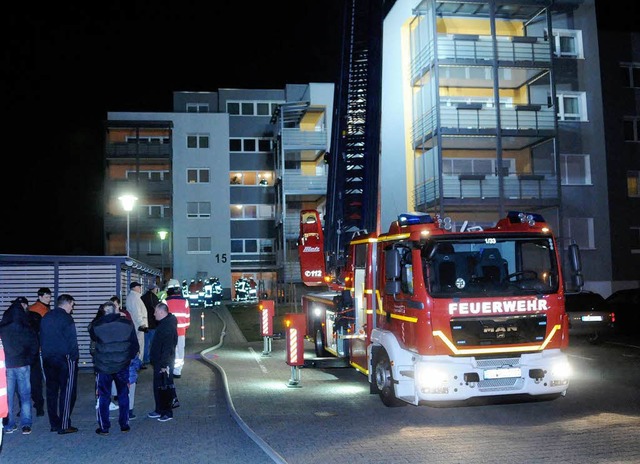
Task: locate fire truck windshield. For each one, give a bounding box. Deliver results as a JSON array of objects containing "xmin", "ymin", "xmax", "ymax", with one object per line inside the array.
[{"xmin": 424, "ymin": 236, "xmax": 559, "ymax": 298}]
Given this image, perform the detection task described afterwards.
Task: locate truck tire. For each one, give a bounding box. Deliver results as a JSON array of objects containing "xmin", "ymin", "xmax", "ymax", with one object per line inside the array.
[
  {"xmin": 373, "ymin": 349, "xmax": 406, "ymax": 407},
  {"xmin": 314, "ymin": 329, "xmax": 328, "ymax": 357}
]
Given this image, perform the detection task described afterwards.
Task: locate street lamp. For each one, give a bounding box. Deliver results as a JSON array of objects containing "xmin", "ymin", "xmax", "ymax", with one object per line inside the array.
[
  {"xmin": 118, "ymin": 194, "xmax": 137, "ymax": 257},
  {"xmin": 158, "ymin": 230, "xmax": 168, "ymax": 279}
]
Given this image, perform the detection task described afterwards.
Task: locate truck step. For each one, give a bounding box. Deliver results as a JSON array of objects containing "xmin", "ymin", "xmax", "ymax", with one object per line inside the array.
[{"xmin": 304, "ymin": 357, "xmax": 350, "ymax": 368}]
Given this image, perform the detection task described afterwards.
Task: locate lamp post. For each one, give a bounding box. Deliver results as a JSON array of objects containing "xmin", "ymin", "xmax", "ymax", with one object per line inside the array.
[
  {"xmin": 158, "ymin": 230, "xmax": 168, "ymax": 280},
  {"xmin": 118, "ymin": 194, "xmax": 138, "ymax": 257}
]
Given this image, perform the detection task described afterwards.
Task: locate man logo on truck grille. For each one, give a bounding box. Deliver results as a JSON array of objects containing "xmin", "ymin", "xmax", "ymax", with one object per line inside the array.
[{"xmin": 483, "ymin": 325, "xmax": 518, "ymax": 339}]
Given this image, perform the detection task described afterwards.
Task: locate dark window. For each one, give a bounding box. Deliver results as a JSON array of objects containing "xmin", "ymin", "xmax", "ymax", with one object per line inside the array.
[
  {"xmin": 258, "ymin": 139, "xmax": 271, "ymax": 152},
  {"xmin": 257, "ymin": 103, "xmax": 270, "ymax": 115},
  {"xmin": 245, "ymin": 240, "xmax": 258, "ymax": 253},
  {"xmin": 241, "ymin": 103, "xmax": 253, "ymax": 115}
]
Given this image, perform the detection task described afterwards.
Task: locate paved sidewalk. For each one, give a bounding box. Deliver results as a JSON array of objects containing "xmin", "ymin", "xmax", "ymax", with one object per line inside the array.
[{"xmin": 0, "ymin": 304, "xmax": 274, "ymax": 464}]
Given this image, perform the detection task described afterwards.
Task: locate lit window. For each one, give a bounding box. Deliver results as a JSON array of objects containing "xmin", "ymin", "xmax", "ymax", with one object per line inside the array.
[{"xmin": 628, "ymin": 171, "xmax": 640, "ymax": 197}]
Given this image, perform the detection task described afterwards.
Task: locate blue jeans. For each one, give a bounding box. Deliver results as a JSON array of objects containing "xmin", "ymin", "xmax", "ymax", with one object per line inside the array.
[
  {"xmin": 6, "ymin": 365, "xmax": 32, "ymax": 429},
  {"xmin": 96, "ymin": 367, "xmax": 130, "ymax": 431},
  {"xmin": 143, "ymin": 329, "xmax": 156, "ymax": 364}
]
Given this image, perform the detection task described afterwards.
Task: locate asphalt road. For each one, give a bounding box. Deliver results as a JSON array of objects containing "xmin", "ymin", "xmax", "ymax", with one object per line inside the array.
[{"xmin": 2, "ymin": 305, "xmax": 639, "ymax": 464}]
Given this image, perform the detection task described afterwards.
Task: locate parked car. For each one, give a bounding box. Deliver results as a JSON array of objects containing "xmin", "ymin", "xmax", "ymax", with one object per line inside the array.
[
  {"xmin": 565, "ymin": 291, "xmax": 614, "ymax": 344},
  {"xmin": 604, "ymin": 288, "xmax": 640, "ymax": 337}
]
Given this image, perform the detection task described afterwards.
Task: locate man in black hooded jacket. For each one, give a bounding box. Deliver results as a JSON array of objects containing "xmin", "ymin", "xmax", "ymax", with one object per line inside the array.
[
  {"xmin": 0, "ymin": 297, "xmax": 38, "ymax": 434},
  {"xmin": 89, "ymin": 300, "xmax": 139, "ymax": 435}
]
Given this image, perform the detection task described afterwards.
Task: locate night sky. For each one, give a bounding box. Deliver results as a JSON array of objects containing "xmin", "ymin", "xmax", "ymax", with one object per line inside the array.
[{"xmin": 1, "ymin": 1, "xmax": 632, "ymax": 255}]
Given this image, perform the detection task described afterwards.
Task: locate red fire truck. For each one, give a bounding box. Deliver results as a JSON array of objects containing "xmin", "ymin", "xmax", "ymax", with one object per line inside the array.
[
  {"xmin": 301, "ymin": 210, "xmax": 579, "ymax": 407},
  {"xmin": 297, "ymin": 1, "xmax": 580, "ymax": 407}
]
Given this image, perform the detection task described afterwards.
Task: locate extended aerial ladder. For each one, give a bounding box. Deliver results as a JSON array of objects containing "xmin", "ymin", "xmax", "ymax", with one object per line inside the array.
[{"xmin": 323, "ymin": 0, "xmax": 395, "ymax": 278}]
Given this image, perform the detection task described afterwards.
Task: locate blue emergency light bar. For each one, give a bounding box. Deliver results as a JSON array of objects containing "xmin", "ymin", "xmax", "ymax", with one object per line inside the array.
[
  {"xmin": 507, "ymin": 211, "xmax": 545, "ymax": 224},
  {"xmin": 398, "ymin": 212, "xmax": 434, "ymax": 225}
]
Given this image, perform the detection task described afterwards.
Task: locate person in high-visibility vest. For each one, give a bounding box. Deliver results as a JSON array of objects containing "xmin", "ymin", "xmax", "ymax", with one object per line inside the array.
[{"xmin": 164, "ymin": 286, "xmax": 190, "ymax": 378}]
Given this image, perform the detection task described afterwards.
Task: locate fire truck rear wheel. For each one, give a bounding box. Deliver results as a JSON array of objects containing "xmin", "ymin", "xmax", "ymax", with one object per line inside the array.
[
  {"xmin": 373, "ymin": 350, "xmax": 406, "ymax": 407},
  {"xmin": 314, "ymin": 329, "xmax": 328, "ymax": 357}
]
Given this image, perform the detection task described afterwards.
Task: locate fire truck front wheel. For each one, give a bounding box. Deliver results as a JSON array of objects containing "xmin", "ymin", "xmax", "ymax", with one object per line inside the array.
[{"xmin": 373, "ymin": 349, "xmax": 406, "ymax": 408}]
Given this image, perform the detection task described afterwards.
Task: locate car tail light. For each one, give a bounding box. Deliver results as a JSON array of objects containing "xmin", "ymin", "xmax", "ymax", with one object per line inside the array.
[{"xmin": 610, "ymin": 312, "xmax": 615, "ymax": 323}]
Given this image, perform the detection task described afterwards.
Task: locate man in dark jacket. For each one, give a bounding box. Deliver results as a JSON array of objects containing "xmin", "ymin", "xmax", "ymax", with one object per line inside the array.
[
  {"xmin": 27, "ymin": 287, "xmax": 51, "ymax": 416},
  {"xmin": 0, "ymin": 297, "xmax": 38, "ymax": 434},
  {"xmin": 89, "ymin": 300, "xmax": 139, "ymax": 435},
  {"xmin": 147, "ymin": 302, "xmax": 177, "ymax": 422},
  {"xmin": 140, "ymin": 283, "xmax": 160, "ymax": 367},
  {"xmin": 40, "ymin": 293, "xmax": 79, "ymax": 434}
]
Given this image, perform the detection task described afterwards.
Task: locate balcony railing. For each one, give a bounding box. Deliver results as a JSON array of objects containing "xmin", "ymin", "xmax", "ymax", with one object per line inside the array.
[
  {"xmin": 412, "ymin": 104, "xmax": 555, "ymax": 145},
  {"xmin": 411, "ymin": 34, "xmax": 550, "ymax": 82},
  {"xmin": 283, "ymin": 215, "xmax": 301, "ymax": 239},
  {"xmin": 107, "ymin": 178, "xmax": 172, "ymax": 195},
  {"xmin": 280, "ymin": 128, "xmax": 328, "ymax": 150},
  {"xmin": 281, "ymin": 171, "xmax": 328, "ymax": 192},
  {"xmin": 413, "ymin": 174, "xmax": 559, "ymax": 205},
  {"xmin": 105, "ymin": 142, "xmax": 172, "ymax": 158}
]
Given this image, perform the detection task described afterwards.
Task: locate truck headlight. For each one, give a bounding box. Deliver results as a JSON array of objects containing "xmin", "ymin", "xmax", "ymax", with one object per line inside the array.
[
  {"xmin": 416, "ymin": 366, "xmax": 449, "ymax": 391},
  {"xmin": 550, "ymin": 360, "xmax": 571, "ymax": 379}
]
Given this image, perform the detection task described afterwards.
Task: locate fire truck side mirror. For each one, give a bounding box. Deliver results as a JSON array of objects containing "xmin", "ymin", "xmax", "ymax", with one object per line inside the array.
[
  {"xmin": 384, "ymin": 249, "xmax": 401, "ymax": 295},
  {"xmin": 568, "ymin": 242, "xmax": 583, "ymax": 292},
  {"xmin": 568, "ymin": 242, "xmax": 582, "ymax": 273}
]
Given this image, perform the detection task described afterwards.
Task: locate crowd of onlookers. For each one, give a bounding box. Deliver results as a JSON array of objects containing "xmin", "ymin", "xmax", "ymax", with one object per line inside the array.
[{"xmin": 0, "ymin": 280, "xmax": 190, "ymax": 438}]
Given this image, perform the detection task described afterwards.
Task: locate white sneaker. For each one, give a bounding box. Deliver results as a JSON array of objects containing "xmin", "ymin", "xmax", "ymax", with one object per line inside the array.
[{"xmin": 109, "ymin": 402, "xmax": 119, "ymax": 411}]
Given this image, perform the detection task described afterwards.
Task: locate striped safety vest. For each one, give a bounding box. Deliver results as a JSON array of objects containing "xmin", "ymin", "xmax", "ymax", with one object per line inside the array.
[
  {"xmin": 166, "ymin": 297, "xmax": 190, "ymax": 337},
  {"xmin": 0, "ymin": 338, "xmax": 8, "ymax": 418}
]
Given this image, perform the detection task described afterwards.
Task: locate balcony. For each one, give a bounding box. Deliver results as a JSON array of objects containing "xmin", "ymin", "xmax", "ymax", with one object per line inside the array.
[
  {"xmin": 412, "ymin": 104, "xmax": 555, "ymax": 150},
  {"xmin": 411, "ymin": 34, "xmax": 550, "ymax": 85},
  {"xmin": 107, "ymin": 178, "xmax": 172, "ymax": 196},
  {"xmin": 282, "ymin": 215, "xmax": 302, "ymax": 240},
  {"xmin": 105, "ymin": 142, "xmax": 172, "ymax": 159},
  {"xmin": 281, "ymin": 171, "xmax": 328, "ymax": 194},
  {"xmin": 413, "ymin": 173, "xmax": 560, "ymax": 210},
  {"xmin": 104, "ymin": 214, "xmax": 171, "ymax": 233},
  {"xmin": 280, "ymin": 129, "xmax": 328, "ymax": 156}
]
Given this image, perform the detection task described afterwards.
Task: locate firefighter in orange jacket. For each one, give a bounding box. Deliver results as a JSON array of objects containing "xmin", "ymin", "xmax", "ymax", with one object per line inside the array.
[{"xmin": 164, "ymin": 286, "xmax": 190, "ymax": 378}]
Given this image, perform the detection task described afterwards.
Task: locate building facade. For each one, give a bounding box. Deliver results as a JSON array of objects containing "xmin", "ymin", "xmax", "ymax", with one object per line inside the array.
[
  {"xmin": 598, "ymin": 30, "xmax": 640, "ymax": 290},
  {"xmin": 104, "ymin": 85, "xmax": 333, "ymax": 299},
  {"xmin": 379, "ymin": 0, "xmax": 621, "ymax": 294},
  {"xmin": 104, "ymin": 1, "xmax": 638, "ymax": 299}
]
